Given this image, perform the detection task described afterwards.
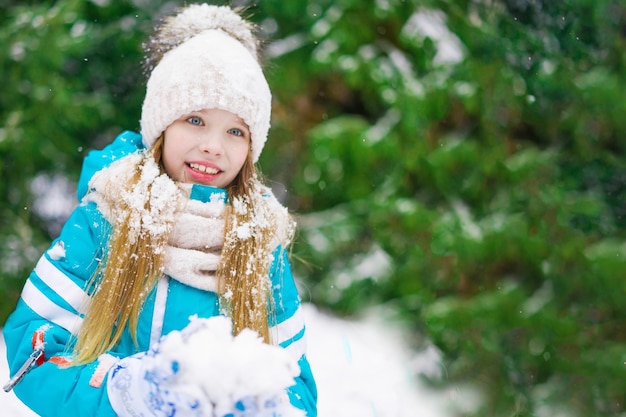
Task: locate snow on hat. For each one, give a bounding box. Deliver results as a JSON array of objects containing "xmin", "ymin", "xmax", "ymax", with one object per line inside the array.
[{"xmin": 140, "ymin": 4, "xmax": 271, "ymax": 162}]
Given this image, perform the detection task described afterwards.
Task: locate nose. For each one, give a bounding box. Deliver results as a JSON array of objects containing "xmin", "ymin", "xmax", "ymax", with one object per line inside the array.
[{"xmin": 198, "ymin": 131, "xmax": 224, "ymax": 156}]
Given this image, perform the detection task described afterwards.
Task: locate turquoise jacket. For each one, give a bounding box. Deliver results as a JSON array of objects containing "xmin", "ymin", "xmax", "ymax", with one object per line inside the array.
[{"xmin": 3, "ymin": 131, "xmax": 317, "ymax": 417}]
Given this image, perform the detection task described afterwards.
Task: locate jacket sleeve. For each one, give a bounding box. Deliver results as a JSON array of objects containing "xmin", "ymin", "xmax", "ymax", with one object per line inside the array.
[
  {"xmin": 3, "ymin": 201, "xmax": 117, "ymax": 417},
  {"xmin": 269, "ymin": 247, "xmax": 318, "ymax": 417}
]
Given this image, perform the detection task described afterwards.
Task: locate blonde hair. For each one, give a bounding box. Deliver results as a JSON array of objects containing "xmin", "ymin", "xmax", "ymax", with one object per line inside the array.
[
  {"xmin": 72, "ymin": 142, "xmax": 169, "ymax": 363},
  {"xmin": 72, "ymin": 137, "xmax": 290, "ymax": 364}
]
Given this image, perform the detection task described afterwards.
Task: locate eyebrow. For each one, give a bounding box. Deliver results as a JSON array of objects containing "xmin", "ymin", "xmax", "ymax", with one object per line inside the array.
[
  {"xmin": 234, "ymin": 117, "xmax": 249, "ymax": 127},
  {"xmin": 234, "ymin": 120, "xmax": 251, "ymax": 133}
]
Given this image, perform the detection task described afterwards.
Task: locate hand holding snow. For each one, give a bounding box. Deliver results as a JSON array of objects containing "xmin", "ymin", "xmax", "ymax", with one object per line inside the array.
[
  {"xmin": 107, "ymin": 315, "xmax": 304, "ymax": 417},
  {"xmin": 158, "ymin": 315, "xmax": 303, "ymax": 417}
]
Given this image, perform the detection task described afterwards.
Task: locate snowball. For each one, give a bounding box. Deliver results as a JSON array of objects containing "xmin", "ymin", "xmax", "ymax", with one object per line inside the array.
[{"xmin": 158, "ymin": 316, "xmax": 304, "ymax": 417}]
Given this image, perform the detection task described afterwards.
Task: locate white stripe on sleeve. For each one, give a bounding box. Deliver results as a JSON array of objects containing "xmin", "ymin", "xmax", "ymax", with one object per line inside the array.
[
  {"xmin": 34, "ymin": 255, "xmax": 90, "ymax": 314},
  {"xmin": 21, "ymin": 279, "xmax": 83, "ymax": 335},
  {"xmin": 272, "ymin": 306, "xmax": 308, "ymax": 360},
  {"xmin": 272, "ymin": 305, "xmax": 305, "ymax": 345}
]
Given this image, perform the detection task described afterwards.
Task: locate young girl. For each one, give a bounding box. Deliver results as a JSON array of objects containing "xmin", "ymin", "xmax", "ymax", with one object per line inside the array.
[{"xmin": 3, "ymin": 4, "xmax": 317, "ymax": 417}]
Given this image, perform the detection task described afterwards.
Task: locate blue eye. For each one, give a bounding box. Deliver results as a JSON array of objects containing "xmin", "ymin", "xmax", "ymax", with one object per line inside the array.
[
  {"xmin": 187, "ymin": 116, "xmax": 203, "ymax": 126},
  {"xmin": 228, "ymin": 128, "xmax": 244, "ymax": 137}
]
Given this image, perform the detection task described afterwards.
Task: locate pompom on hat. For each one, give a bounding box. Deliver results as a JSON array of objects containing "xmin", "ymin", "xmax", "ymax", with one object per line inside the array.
[{"xmin": 140, "ymin": 4, "xmax": 271, "ymax": 162}]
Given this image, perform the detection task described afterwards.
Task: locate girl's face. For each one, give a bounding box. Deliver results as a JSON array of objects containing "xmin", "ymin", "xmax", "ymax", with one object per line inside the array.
[{"xmin": 162, "ymin": 108, "xmax": 251, "ymax": 188}]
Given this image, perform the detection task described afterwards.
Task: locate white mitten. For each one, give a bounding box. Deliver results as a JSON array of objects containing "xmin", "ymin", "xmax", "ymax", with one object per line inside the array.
[
  {"xmin": 106, "ymin": 339, "xmax": 210, "ymax": 417},
  {"xmin": 107, "ymin": 316, "xmax": 305, "ymax": 417}
]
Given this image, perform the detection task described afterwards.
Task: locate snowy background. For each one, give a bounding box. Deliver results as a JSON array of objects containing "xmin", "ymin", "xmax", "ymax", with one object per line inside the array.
[{"xmin": 1, "ymin": 303, "xmax": 481, "ymax": 417}]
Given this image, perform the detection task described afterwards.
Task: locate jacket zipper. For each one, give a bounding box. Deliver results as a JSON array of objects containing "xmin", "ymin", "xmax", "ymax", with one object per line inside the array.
[{"xmin": 3, "ymin": 348, "xmax": 44, "ymax": 392}]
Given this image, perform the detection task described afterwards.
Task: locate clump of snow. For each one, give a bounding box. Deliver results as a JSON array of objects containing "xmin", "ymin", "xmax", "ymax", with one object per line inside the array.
[
  {"xmin": 118, "ymin": 156, "xmax": 181, "ymax": 243},
  {"xmin": 227, "ymin": 180, "xmax": 283, "ymax": 244},
  {"xmin": 235, "ymin": 223, "xmax": 252, "ymax": 240},
  {"xmin": 86, "ymin": 152, "xmax": 183, "ymax": 246},
  {"xmin": 158, "ymin": 315, "xmax": 304, "ymax": 417},
  {"xmin": 47, "ymin": 241, "xmax": 66, "ymax": 261}
]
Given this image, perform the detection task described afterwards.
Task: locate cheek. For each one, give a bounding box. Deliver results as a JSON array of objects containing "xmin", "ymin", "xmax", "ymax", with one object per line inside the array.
[
  {"xmin": 161, "ymin": 136, "xmax": 181, "ymax": 177},
  {"xmin": 236, "ymin": 145, "xmax": 250, "ymax": 169},
  {"xmin": 161, "ymin": 152, "xmax": 176, "ymax": 180}
]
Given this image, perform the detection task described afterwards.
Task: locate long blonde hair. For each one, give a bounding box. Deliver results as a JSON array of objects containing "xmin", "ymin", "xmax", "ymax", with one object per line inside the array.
[{"xmin": 72, "ymin": 137, "xmax": 289, "ymax": 364}]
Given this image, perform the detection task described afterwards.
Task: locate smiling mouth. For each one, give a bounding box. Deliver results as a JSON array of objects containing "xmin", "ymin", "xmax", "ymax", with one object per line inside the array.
[{"xmin": 189, "ymin": 163, "xmax": 220, "ymax": 174}]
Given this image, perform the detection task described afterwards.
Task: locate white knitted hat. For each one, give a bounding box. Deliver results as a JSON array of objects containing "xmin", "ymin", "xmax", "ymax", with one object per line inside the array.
[{"xmin": 140, "ymin": 5, "xmax": 271, "ymax": 162}]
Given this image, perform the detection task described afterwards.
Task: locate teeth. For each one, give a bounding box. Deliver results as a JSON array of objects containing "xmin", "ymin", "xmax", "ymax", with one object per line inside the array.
[{"xmin": 190, "ymin": 163, "xmax": 218, "ymax": 174}]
